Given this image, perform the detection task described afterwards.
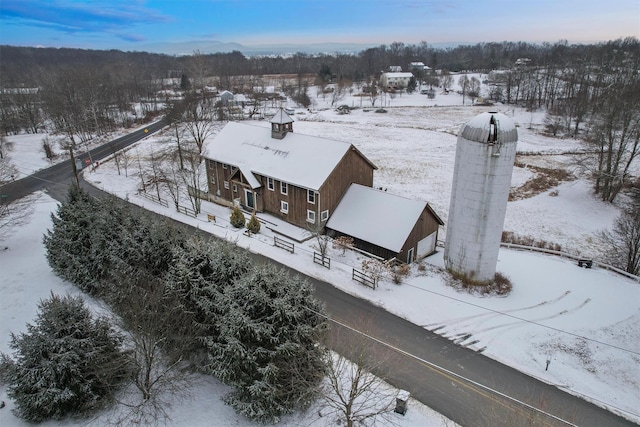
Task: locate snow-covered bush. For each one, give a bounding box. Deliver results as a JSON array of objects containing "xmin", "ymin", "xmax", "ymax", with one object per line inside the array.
[
  {"xmin": 206, "ymin": 264, "xmax": 328, "ymax": 423},
  {"xmin": 246, "ymin": 213, "xmax": 261, "ymax": 234},
  {"xmin": 230, "ymin": 205, "xmax": 245, "ymax": 228},
  {"xmin": 1, "ymin": 293, "xmax": 129, "ymax": 422}
]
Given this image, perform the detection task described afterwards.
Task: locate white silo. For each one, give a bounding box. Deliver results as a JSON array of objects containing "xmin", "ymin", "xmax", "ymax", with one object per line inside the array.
[{"xmin": 444, "ymin": 111, "xmax": 518, "ymax": 283}]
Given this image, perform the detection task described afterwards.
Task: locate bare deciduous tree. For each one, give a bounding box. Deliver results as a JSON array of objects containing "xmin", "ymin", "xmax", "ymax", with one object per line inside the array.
[
  {"xmin": 0, "ymin": 157, "xmax": 34, "ymax": 241},
  {"xmin": 179, "ymin": 143, "xmax": 204, "ymax": 214},
  {"xmin": 321, "ymin": 322, "xmax": 400, "ymax": 427},
  {"xmin": 306, "ymin": 220, "xmax": 330, "ymax": 257},
  {"xmin": 182, "ymin": 93, "xmax": 217, "ymax": 154},
  {"xmin": 599, "ymin": 208, "xmax": 640, "ymax": 275},
  {"xmin": 109, "ymin": 273, "xmax": 193, "ymax": 426},
  {"xmin": 582, "ymin": 73, "xmax": 640, "ymax": 203}
]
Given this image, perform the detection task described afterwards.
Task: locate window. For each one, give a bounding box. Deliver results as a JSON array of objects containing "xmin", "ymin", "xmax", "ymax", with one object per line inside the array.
[
  {"xmin": 224, "ymin": 181, "xmax": 229, "ymax": 189},
  {"xmin": 210, "ymin": 176, "xmax": 215, "ymax": 184},
  {"xmin": 280, "ymin": 201, "xmax": 289, "ymax": 214},
  {"xmin": 267, "ymin": 177, "xmax": 274, "ymax": 191},
  {"xmin": 321, "ymin": 210, "xmax": 329, "ymax": 221},
  {"xmin": 232, "ymin": 184, "xmax": 237, "ymax": 192},
  {"xmin": 281, "ymin": 182, "xmax": 288, "ymax": 195},
  {"xmin": 307, "ymin": 210, "xmax": 316, "ymax": 223},
  {"xmin": 231, "ymin": 166, "xmax": 237, "ymax": 172},
  {"xmin": 209, "ymin": 161, "xmax": 215, "ymax": 170},
  {"xmin": 223, "ymin": 164, "xmax": 228, "ymax": 169},
  {"xmin": 308, "ymin": 189, "xmax": 315, "ymax": 204}
]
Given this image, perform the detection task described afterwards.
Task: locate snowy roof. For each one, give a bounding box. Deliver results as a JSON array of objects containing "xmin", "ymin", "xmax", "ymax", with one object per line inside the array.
[
  {"xmin": 327, "ymin": 184, "xmax": 437, "ymax": 253},
  {"xmin": 202, "ymin": 122, "xmax": 375, "ymax": 191},
  {"xmin": 459, "ymin": 111, "xmax": 518, "ymax": 144},
  {"xmin": 270, "ymin": 108, "xmax": 294, "ymax": 124},
  {"xmin": 383, "ymin": 72, "xmax": 414, "ymax": 78}
]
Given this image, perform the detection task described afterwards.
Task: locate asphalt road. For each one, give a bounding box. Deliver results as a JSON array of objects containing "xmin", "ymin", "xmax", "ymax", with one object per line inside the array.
[
  {"xmin": 0, "ymin": 119, "xmax": 166, "ymax": 203},
  {"xmin": 3, "ymin": 120, "xmax": 637, "ymax": 427}
]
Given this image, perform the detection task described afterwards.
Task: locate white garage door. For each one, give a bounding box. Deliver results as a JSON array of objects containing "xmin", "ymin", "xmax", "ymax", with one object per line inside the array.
[{"xmin": 417, "ymin": 231, "xmax": 437, "ymax": 258}]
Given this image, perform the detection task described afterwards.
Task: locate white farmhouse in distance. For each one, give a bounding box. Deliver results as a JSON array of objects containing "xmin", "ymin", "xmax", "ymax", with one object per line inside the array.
[{"xmin": 380, "ymin": 72, "xmax": 414, "ymax": 90}]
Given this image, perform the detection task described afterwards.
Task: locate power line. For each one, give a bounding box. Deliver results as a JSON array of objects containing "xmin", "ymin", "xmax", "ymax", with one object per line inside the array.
[
  {"xmin": 309, "ymin": 305, "xmax": 640, "ymax": 421},
  {"xmin": 398, "ymin": 279, "xmax": 640, "ymax": 356}
]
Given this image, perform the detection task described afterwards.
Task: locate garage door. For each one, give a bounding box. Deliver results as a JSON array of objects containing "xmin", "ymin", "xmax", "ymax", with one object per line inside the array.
[{"xmin": 417, "ymin": 231, "xmax": 437, "ymax": 258}]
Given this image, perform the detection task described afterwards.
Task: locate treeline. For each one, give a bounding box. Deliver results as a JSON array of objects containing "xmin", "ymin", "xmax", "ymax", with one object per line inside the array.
[
  {"xmin": 2, "ymin": 38, "xmax": 638, "ymax": 84},
  {"xmin": 1, "ymin": 38, "xmax": 638, "ymax": 203},
  {"xmin": 1, "ymin": 186, "xmax": 327, "ymax": 424}
]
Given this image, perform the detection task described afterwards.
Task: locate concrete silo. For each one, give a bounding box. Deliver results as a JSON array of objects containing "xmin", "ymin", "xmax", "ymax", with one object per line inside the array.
[{"xmin": 444, "ymin": 111, "xmax": 518, "ymax": 283}]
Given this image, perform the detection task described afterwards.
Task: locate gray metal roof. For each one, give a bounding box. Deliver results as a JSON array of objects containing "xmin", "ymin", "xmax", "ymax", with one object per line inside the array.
[{"xmin": 459, "ymin": 112, "xmax": 518, "ymax": 144}]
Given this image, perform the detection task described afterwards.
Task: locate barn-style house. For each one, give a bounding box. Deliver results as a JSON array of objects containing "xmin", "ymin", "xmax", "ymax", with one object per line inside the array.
[
  {"xmin": 202, "ymin": 110, "xmax": 376, "ymax": 229},
  {"xmin": 201, "ymin": 110, "xmax": 444, "ymax": 263}
]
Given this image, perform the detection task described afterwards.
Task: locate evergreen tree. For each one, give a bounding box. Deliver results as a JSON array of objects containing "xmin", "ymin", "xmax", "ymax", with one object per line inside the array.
[
  {"xmin": 246, "ymin": 213, "xmax": 261, "ymax": 234},
  {"xmin": 407, "ymin": 76, "xmax": 417, "ymax": 93},
  {"xmin": 207, "ymin": 264, "xmax": 327, "ymax": 423},
  {"xmin": 180, "ymin": 73, "xmax": 191, "ymax": 91},
  {"xmin": 43, "ymin": 186, "xmax": 101, "ymax": 293},
  {"xmin": 1, "ymin": 293, "xmax": 129, "ymax": 422},
  {"xmin": 163, "ymin": 237, "xmax": 252, "ymax": 357},
  {"xmin": 230, "ymin": 205, "xmax": 246, "ymax": 228}
]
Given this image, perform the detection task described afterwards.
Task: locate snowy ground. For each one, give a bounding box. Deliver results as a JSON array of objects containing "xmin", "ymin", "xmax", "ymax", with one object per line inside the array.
[{"xmin": 1, "ymin": 83, "xmax": 639, "ymax": 425}]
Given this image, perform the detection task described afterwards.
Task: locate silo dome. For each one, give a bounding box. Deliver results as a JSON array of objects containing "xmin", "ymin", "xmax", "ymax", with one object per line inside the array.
[
  {"xmin": 444, "ymin": 111, "xmax": 518, "ymax": 283},
  {"xmin": 459, "ymin": 111, "xmax": 518, "ymax": 145}
]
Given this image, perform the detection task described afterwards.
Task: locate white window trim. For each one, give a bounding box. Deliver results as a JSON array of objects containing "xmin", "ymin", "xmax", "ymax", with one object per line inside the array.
[
  {"xmin": 232, "ymin": 184, "xmax": 237, "ymax": 192},
  {"xmin": 223, "ymin": 163, "xmax": 228, "ymax": 169},
  {"xmin": 267, "ymin": 177, "xmax": 274, "ymax": 191},
  {"xmin": 308, "ymin": 189, "xmax": 315, "ymax": 204},
  {"xmin": 280, "ymin": 201, "xmax": 289, "ymax": 214},
  {"xmin": 281, "ymin": 182, "xmax": 288, "ymax": 195},
  {"xmin": 307, "ymin": 210, "xmax": 316, "ymax": 223},
  {"xmin": 321, "ymin": 210, "xmax": 329, "ymax": 221},
  {"xmin": 224, "ymin": 181, "xmax": 229, "ymax": 189}
]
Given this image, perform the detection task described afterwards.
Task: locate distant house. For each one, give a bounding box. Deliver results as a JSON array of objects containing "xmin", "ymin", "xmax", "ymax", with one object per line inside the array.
[
  {"xmin": 326, "ymin": 184, "xmax": 443, "ymax": 263},
  {"xmin": 202, "ymin": 110, "xmax": 377, "ymax": 229},
  {"xmin": 219, "ymin": 90, "xmax": 235, "ymax": 105},
  {"xmin": 388, "ymin": 65, "xmax": 403, "ymax": 72},
  {"xmin": 380, "ymin": 72, "xmax": 414, "ymax": 90}
]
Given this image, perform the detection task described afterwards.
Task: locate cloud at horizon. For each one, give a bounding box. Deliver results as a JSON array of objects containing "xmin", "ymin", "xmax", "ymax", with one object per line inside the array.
[{"xmin": 0, "ymin": 0, "xmax": 638, "ymax": 51}]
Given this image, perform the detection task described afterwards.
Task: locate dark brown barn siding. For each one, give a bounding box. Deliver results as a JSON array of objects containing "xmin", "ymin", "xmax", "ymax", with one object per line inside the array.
[
  {"xmin": 399, "ymin": 207, "xmax": 442, "ymax": 262},
  {"xmin": 319, "ymin": 148, "xmax": 375, "ymax": 219}
]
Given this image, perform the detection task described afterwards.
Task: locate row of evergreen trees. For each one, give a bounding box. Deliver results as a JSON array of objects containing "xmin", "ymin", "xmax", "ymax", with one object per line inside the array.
[{"xmin": 3, "ymin": 186, "xmax": 328, "ymax": 423}]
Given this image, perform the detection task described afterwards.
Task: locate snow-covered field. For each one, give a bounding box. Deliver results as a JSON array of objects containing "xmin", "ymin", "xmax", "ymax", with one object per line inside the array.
[{"xmin": 1, "ymin": 83, "xmax": 639, "ymax": 425}]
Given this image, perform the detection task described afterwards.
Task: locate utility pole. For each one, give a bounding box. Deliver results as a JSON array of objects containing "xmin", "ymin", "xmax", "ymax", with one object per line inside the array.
[{"xmin": 68, "ymin": 145, "xmax": 80, "ymax": 187}]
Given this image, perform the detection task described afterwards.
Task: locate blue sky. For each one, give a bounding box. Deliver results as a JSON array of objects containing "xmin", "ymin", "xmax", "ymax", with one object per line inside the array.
[{"xmin": 1, "ymin": 0, "xmax": 638, "ymax": 51}]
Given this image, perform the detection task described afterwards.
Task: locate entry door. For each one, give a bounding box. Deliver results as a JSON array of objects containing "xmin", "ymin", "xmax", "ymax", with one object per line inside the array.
[
  {"xmin": 244, "ymin": 189, "xmax": 255, "ymax": 209},
  {"xmin": 407, "ymin": 247, "xmax": 415, "ymax": 264}
]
